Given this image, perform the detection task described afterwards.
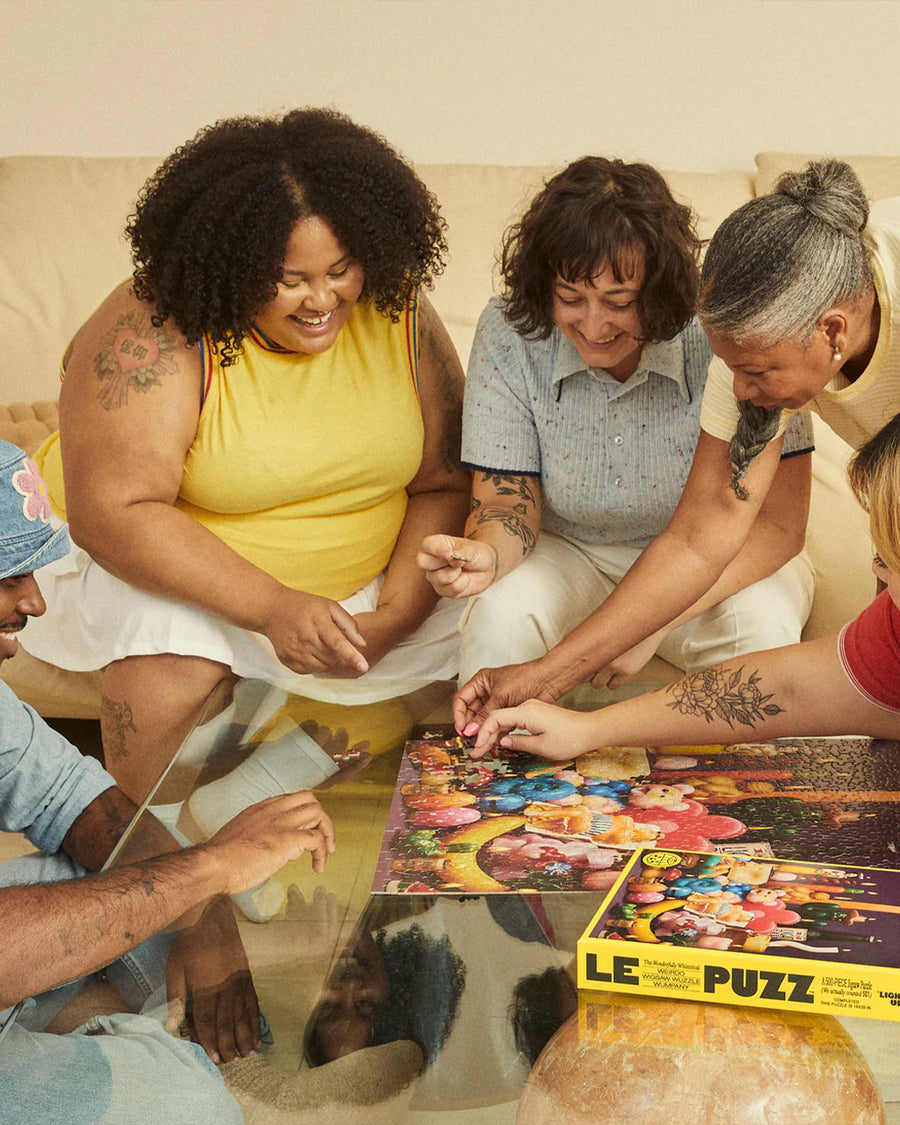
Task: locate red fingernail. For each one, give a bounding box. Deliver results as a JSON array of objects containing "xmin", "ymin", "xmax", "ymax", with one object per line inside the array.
[{"xmin": 463, "ymin": 722, "xmax": 479, "ymax": 736}]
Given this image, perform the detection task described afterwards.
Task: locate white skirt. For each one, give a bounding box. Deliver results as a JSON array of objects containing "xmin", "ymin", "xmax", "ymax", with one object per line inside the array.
[{"xmin": 23, "ymin": 540, "xmax": 465, "ymax": 705}]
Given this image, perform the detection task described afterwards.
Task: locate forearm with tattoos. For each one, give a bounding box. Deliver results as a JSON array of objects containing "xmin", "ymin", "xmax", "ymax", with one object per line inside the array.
[
  {"xmin": 465, "ymin": 471, "xmax": 541, "ymax": 581},
  {"xmin": 3, "ymin": 789, "xmax": 333, "ymax": 1010},
  {"xmin": 61, "ymin": 786, "xmax": 140, "ymax": 871},
  {"xmin": 571, "ymin": 635, "xmax": 900, "ymax": 749},
  {"xmin": 0, "ymin": 848, "xmax": 223, "ymax": 1008}
]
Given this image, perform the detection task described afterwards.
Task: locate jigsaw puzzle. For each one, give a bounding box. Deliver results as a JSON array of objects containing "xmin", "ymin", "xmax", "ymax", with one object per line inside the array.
[{"xmin": 371, "ymin": 728, "xmax": 900, "ymax": 894}]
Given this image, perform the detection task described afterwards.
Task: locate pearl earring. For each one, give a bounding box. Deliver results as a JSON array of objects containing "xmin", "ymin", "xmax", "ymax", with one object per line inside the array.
[{"xmin": 833, "ymin": 346, "xmax": 843, "ymax": 362}]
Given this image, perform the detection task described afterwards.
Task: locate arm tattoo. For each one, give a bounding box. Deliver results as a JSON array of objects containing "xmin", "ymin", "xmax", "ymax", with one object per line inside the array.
[
  {"xmin": 478, "ymin": 471, "xmax": 538, "ymax": 507},
  {"xmin": 468, "ymin": 473, "xmax": 538, "ymax": 556},
  {"xmin": 101, "ymin": 693, "xmax": 138, "ymax": 762},
  {"xmin": 94, "ymin": 790, "xmax": 135, "ymax": 851},
  {"xmin": 469, "ymin": 496, "xmax": 536, "ymax": 556},
  {"xmin": 94, "ymin": 311, "xmax": 179, "ymax": 411},
  {"xmin": 63, "ymin": 787, "xmax": 137, "ymax": 867},
  {"xmin": 665, "ymin": 666, "xmax": 785, "ymax": 729}
]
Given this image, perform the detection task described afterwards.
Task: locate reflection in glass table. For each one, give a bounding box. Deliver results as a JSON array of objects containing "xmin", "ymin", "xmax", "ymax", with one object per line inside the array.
[{"xmin": 107, "ymin": 678, "xmax": 900, "ymax": 1123}]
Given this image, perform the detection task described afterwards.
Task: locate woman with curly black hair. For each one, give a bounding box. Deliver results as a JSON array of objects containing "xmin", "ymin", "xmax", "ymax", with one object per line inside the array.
[
  {"xmin": 25, "ymin": 108, "xmax": 470, "ymax": 801},
  {"xmin": 419, "ymin": 157, "xmax": 814, "ymax": 706}
]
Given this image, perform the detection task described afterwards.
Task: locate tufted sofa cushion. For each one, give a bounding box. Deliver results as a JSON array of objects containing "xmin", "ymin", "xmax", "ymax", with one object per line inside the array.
[{"xmin": 0, "ymin": 401, "xmax": 59, "ymax": 454}]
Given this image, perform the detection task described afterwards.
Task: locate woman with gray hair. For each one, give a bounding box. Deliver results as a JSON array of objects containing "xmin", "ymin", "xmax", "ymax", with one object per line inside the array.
[
  {"xmin": 699, "ymin": 159, "xmax": 890, "ymax": 497},
  {"xmin": 454, "ymin": 160, "xmax": 899, "ymax": 733}
]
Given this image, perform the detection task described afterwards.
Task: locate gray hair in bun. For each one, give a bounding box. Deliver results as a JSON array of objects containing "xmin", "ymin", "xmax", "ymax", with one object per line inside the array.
[
  {"xmin": 700, "ymin": 160, "xmax": 874, "ymax": 499},
  {"xmin": 699, "ymin": 159, "xmax": 873, "ymax": 346}
]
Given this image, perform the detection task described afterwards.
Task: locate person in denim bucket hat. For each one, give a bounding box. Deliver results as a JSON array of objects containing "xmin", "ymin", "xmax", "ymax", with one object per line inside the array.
[
  {"xmin": 0, "ymin": 440, "xmax": 70, "ymax": 582},
  {"xmin": 0, "ymin": 445, "xmax": 335, "ymax": 1123}
]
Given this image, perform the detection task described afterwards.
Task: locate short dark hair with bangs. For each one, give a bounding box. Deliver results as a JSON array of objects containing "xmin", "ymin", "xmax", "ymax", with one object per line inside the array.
[{"xmin": 500, "ymin": 156, "xmax": 700, "ymax": 342}]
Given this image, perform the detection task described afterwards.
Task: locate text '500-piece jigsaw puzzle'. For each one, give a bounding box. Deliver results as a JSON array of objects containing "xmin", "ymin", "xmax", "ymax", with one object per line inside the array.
[
  {"xmin": 577, "ymin": 848, "xmax": 900, "ymax": 1021},
  {"xmin": 372, "ymin": 727, "xmax": 900, "ymax": 895}
]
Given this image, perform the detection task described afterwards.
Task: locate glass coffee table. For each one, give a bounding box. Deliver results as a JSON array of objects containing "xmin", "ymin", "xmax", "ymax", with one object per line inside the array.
[{"xmin": 107, "ymin": 677, "xmax": 900, "ymax": 1123}]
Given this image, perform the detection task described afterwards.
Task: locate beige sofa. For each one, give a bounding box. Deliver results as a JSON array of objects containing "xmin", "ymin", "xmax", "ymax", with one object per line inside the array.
[{"xmin": 1, "ymin": 151, "xmax": 898, "ymax": 717}]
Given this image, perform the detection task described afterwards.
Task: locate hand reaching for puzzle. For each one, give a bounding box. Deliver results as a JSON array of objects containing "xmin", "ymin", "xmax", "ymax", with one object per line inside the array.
[{"xmin": 470, "ymin": 698, "xmax": 598, "ymax": 760}]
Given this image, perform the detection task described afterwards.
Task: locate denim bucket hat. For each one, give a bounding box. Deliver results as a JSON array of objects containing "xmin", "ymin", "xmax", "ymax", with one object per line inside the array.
[{"xmin": 0, "ymin": 440, "xmax": 70, "ymax": 580}]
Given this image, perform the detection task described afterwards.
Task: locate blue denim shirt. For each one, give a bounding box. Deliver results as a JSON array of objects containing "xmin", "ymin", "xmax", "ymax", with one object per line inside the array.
[{"xmin": 0, "ymin": 680, "xmax": 114, "ymax": 854}]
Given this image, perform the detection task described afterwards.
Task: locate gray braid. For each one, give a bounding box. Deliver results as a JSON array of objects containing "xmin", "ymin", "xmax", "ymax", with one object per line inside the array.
[{"xmin": 729, "ymin": 401, "xmax": 783, "ymax": 500}]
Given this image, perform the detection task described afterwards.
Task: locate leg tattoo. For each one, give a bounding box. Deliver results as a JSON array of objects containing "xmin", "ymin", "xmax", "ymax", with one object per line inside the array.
[{"xmin": 101, "ymin": 693, "xmax": 139, "ymax": 761}]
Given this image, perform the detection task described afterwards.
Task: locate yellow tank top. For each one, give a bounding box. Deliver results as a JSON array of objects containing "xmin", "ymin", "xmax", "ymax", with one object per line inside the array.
[{"xmin": 39, "ymin": 299, "xmax": 424, "ymax": 600}]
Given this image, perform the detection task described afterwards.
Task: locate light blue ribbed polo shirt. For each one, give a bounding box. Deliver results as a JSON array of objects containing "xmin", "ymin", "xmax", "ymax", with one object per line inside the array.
[{"xmin": 462, "ymin": 298, "xmax": 814, "ymax": 549}]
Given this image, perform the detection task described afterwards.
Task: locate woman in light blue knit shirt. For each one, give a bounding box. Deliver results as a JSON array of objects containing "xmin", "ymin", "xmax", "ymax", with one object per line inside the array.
[{"xmin": 418, "ymin": 157, "xmax": 815, "ymax": 690}]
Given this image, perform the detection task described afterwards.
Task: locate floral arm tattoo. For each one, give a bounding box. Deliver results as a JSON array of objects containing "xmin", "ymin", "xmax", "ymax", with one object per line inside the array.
[
  {"xmin": 479, "ymin": 472, "xmax": 538, "ymax": 506},
  {"xmin": 468, "ymin": 472, "xmax": 539, "ymax": 557},
  {"xmin": 665, "ymin": 666, "xmax": 785, "ymax": 729},
  {"xmin": 94, "ymin": 311, "xmax": 179, "ymax": 411}
]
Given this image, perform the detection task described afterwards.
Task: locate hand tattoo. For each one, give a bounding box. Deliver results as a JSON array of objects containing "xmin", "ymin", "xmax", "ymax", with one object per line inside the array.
[
  {"xmin": 665, "ymin": 666, "xmax": 784, "ymax": 729},
  {"xmin": 94, "ymin": 311, "xmax": 179, "ymax": 410}
]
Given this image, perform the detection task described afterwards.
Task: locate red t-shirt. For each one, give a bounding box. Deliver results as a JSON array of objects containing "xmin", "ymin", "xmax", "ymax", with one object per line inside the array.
[{"xmin": 839, "ymin": 590, "xmax": 900, "ymax": 712}]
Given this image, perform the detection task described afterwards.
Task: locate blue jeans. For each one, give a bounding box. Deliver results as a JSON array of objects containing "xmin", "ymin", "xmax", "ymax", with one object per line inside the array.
[{"xmin": 0, "ymin": 850, "xmax": 242, "ymax": 1125}]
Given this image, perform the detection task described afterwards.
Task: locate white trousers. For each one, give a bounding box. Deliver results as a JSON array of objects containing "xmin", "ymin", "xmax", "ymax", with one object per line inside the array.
[
  {"xmin": 457, "ymin": 532, "xmax": 816, "ymax": 682},
  {"xmin": 24, "ymin": 540, "xmax": 466, "ymax": 706}
]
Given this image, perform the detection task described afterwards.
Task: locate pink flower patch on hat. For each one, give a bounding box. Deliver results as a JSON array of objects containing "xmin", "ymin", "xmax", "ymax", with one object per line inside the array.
[{"xmin": 12, "ymin": 458, "xmax": 52, "ymax": 524}]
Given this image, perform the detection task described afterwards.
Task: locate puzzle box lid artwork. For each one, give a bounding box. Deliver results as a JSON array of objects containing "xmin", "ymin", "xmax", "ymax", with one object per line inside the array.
[{"xmin": 578, "ymin": 847, "xmax": 900, "ymax": 1021}]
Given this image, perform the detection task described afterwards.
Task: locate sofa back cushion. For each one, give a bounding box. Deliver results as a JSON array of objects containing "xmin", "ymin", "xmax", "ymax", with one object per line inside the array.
[
  {"xmin": 0, "ymin": 156, "xmax": 163, "ymax": 402},
  {"xmin": 0, "ymin": 156, "xmax": 754, "ymax": 400},
  {"xmin": 755, "ymin": 152, "xmax": 900, "ymax": 201}
]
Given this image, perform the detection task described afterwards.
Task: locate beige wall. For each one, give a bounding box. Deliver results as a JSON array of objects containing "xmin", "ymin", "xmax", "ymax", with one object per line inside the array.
[{"xmin": 2, "ymin": 0, "xmax": 899, "ymax": 170}]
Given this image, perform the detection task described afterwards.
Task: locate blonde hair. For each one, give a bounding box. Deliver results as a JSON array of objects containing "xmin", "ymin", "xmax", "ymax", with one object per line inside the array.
[{"xmin": 848, "ymin": 414, "xmax": 900, "ymax": 573}]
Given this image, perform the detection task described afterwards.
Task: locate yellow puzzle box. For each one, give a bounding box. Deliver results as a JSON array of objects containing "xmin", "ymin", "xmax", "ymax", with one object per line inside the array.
[{"xmin": 578, "ymin": 847, "xmax": 900, "ymax": 1021}]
